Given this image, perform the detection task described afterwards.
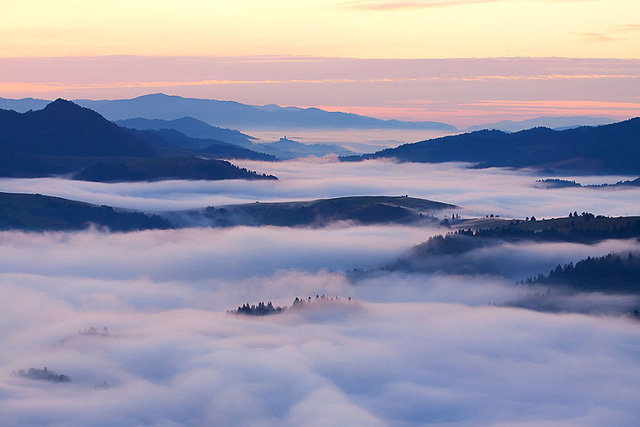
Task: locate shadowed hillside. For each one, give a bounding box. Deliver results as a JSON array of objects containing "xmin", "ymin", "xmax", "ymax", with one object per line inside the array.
[
  {"xmin": 0, "ymin": 192, "xmax": 171, "ymax": 232},
  {"xmin": 0, "ymin": 100, "xmax": 277, "ymax": 181},
  {"xmin": 193, "ymin": 195, "xmax": 455, "ymax": 227},
  {"xmin": 343, "ymin": 118, "xmax": 640, "ymax": 175}
]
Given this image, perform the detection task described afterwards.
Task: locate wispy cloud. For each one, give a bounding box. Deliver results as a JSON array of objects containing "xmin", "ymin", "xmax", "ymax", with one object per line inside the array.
[
  {"xmin": 335, "ymin": 0, "xmax": 601, "ymax": 11},
  {"xmin": 335, "ymin": 0, "xmax": 506, "ymax": 11},
  {"xmin": 576, "ymin": 23, "xmax": 640, "ymax": 43},
  {"xmin": 575, "ymin": 32, "xmax": 623, "ymax": 43},
  {"xmin": 1, "ymin": 72, "xmax": 636, "ymax": 94}
]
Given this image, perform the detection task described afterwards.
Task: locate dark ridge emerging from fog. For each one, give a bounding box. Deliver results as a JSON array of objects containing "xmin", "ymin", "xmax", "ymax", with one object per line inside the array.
[
  {"xmin": 116, "ymin": 117, "xmax": 258, "ymax": 147},
  {"xmin": 75, "ymin": 93, "xmax": 457, "ymax": 131},
  {"xmin": 75, "ymin": 158, "xmax": 277, "ymax": 182},
  {"xmin": 128, "ymin": 129, "xmax": 277, "ymax": 161},
  {"xmin": 536, "ymin": 177, "xmax": 640, "ymax": 189},
  {"xmin": 466, "ymin": 116, "xmax": 617, "ymax": 132},
  {"xmin": 0, "ymin": 192, "xmax": 171, "ymax": 231},
  {"xmin": 521, "ymin": 252, "xmax": 640, "ymax": 294},
  {"xmin": 0, "ymin": 194, "xmax": 453, "ymax": 231},
  {"xmin": 0, "ymin": 99, "xmax": 277, "ymax": 181},
  {"xmin": 342, "ymin": 118, "xmax": 640, "ymax": 175},
  {"xmin": 179, "ymin": 195, "xmax": 455, "ymax": 228},
  {"xmin": 383, "ymin": 213, "xmax": 640, "ymax": 276}
]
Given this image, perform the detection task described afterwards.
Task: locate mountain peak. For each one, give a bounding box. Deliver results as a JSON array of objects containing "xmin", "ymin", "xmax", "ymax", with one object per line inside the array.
[{"xmin": 44, "ymin": 98, "xmax": 82, "ymax": 110}]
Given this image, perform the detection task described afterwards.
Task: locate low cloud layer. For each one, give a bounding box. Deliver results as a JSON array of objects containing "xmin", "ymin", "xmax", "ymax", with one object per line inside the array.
[
  {"xmin": 1, "ymin": 224, "xmax": 640, "ymax": 425},
  {"xmin": 1, "ymin": 163, "xmax": 639, "ymax": 425},
  {"xmin": 1, "ymin": 159, "xmax": 639, "ymax": 219},
  {"xmin": 2, "ymin": 270, "xmax": 640, "ymax": 426}
]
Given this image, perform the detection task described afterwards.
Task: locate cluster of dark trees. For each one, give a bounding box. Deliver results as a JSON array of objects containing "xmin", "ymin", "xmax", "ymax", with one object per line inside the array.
[
  {"xmin": 520, "ymin": 252, "xmax": 640, "ymax": 293},
  {"xmin": 231, "ymin": 301, "xmax": 286, "ymax": 316},
  {"xmin": 292, "ymin": 295, "xmax": 353, "ymax": 307},
  {"xmin": 14, "ymin": 367, "xmax": 71, "ymax": 383},
  {"xmin": 230, "ymin": 295, "xmax": 356, "ymax": 316},
  {"xmin": 537, "ymin": 177, "xmax": 640, "ymax": 189},
  {"xmin": 536, "ymin": 179, "xmax": 582, "ymax": 188},
  {"xmin": 456, "ymin": 216, "xmax": 640, "ymax": 244},
  {"xmin": 382, "ymin": 216, "xmax": 640, "ymax": 276}
]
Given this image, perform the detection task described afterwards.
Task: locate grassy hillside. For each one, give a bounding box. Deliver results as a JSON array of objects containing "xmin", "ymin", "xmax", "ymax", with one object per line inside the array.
[
  {"xmin": 0, "ymin": 192, "xmax": 171, "ymax": 232},
  {"xmin": 201, "ymin": 196, "xmax": 455, "ymax": 227}
]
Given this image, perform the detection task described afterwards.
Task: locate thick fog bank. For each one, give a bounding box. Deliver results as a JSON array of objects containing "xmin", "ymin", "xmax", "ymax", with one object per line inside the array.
[
  {"xmin": 1, "ymin": 159, "xmax": 638, "ymax": 218},
  {"xmin": 1, "ymin": 227, "xmax": 640, "ymax": 425},
  {"xmin": 1, "ymin": 158, "xmax": 639, "ymax": 426},
  {"xmin": 2, "ymin": 285, "xmax": 640, "ymax": 426}
]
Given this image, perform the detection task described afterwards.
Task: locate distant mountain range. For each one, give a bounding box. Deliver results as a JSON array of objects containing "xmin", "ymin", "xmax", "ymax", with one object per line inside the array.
[
  {"xmin": 75, "ymin": 94, "xmax": 457, "ymax": 131},
  {"xmin": 117, "ymin": 117, "xmax": 354, "ymax": 159},
  {"xmin": 0, "ymin": 99, "xmax": 277, "ymax": 182},
  {"xmin": 0, "ymin": 94, "xmax": 456, "ymax": 131},
  {"xmin": 466, "ymin": 116, "xmax": 617, "ymax": 132},
  {"xmin": 343, "ymin": 118, "xmax": 640, "ymax": 175},
  {"xmin": 0, "ymin": 95, "xmax": 625, "ymax": 135}
]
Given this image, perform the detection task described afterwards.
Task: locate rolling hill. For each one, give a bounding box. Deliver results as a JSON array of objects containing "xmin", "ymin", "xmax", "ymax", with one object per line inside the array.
[
  {"xmin": 0, "ymin": 192, "xmax": 171, "ymax": 232},
  {"xmin": 343, "ymin": 118, "xmax": 640, "ymax": 174},
  {"xmin": 174, "ymin": 195, "xmax": 455, "ymax": 228},
  {"xmin": 0, "ymin": 100, "xmax": 277, "ymax": 181},
  {"xmin": 116, "ymin": 116, "xmax": 257, "ymax": 147}
]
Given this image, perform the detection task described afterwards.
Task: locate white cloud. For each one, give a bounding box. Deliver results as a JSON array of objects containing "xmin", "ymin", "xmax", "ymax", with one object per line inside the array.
[
  {"xmin": 1, "ymin": 162, "xmax": 639, "ymax": 425},
  {"xmin": 1, "ymin": 159, "xmax": 638, "ymax": 219}
]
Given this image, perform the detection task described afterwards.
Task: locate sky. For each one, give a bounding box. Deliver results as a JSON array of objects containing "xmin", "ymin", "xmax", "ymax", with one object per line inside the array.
[{"xmin": 1, "ymin": 0, "xmax": 639, "ymax": 126}]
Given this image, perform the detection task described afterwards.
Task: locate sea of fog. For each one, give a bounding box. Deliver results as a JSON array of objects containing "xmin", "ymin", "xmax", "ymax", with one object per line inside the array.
[
  {"xmin": 1, "ymin": 159, "xmax": 640, "ymax": 426},
  {"xmin": 247, "ymin": 128, "xmax": 458, "ymax": 153}
]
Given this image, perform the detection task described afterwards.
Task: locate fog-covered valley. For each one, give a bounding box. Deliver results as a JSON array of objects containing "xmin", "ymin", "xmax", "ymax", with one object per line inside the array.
[{"xmin": 1, "ymin": 159, "xmax": 640, "ymax": 425}]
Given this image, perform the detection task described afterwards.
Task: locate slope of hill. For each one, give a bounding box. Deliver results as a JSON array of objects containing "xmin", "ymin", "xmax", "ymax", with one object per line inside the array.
[
  {"xmin": 383, "ymin": 213, "xmax": 640, "ymax": 276},
  {"xmin": 130, "ymin": 129, "xmax": 277, "ymax": 161},
  {"xmin": 0, "ymin": 99, "xmax": 155, "ymax": 157},
  {"xmin": 0, "ymin": 100, "xmax": 278, "ymax": 181},
  {"xmin": 76, "ymin": 93, "xmax": 457, "ymax": 131},
  {"xmin": 116, "ymin": 117, "xmax": 257, "ymax": 147},
  {"xmin": 119, "ymin": 118, "xmax": 354, "ymax": 159},
  {"xmin": 521, "ymin": 252, "xmax": 640, "ymax": 294},
  {"xmin": 466, "ymin": 116, "xmax": 617, "ymax": 132},
  {"xmin": 174, "ymin": 196, "xmax": 455, "ymax": 228},
  {"xmin": 343, "ymin": 118, "xmax": 640, "ymax": 174},
  {"xmin": 0, "ymin": 192, "xmax": 171, "ymax": 232},
  {"xmin": 75, "ymin": 157, "xmax": 277, "ymax": 182},
  {"xmin": 536, "ymin": 177, "xmax": 640, "ymax": 189}
]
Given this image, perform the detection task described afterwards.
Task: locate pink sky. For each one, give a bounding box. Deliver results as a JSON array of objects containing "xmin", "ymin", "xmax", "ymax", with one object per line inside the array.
[{"xmin": 1, "ymin": 56, "xmax": 639, "ymax": 127}]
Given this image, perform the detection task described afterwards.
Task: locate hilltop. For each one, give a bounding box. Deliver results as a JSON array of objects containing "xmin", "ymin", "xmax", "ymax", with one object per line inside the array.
[
  {"xmin": 0, "ymin": 100, "xmax": 277, "ymax": 182},
  {"xmin": 342, "ymin": 118, "xmax": 640, "ymax": 175}
]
